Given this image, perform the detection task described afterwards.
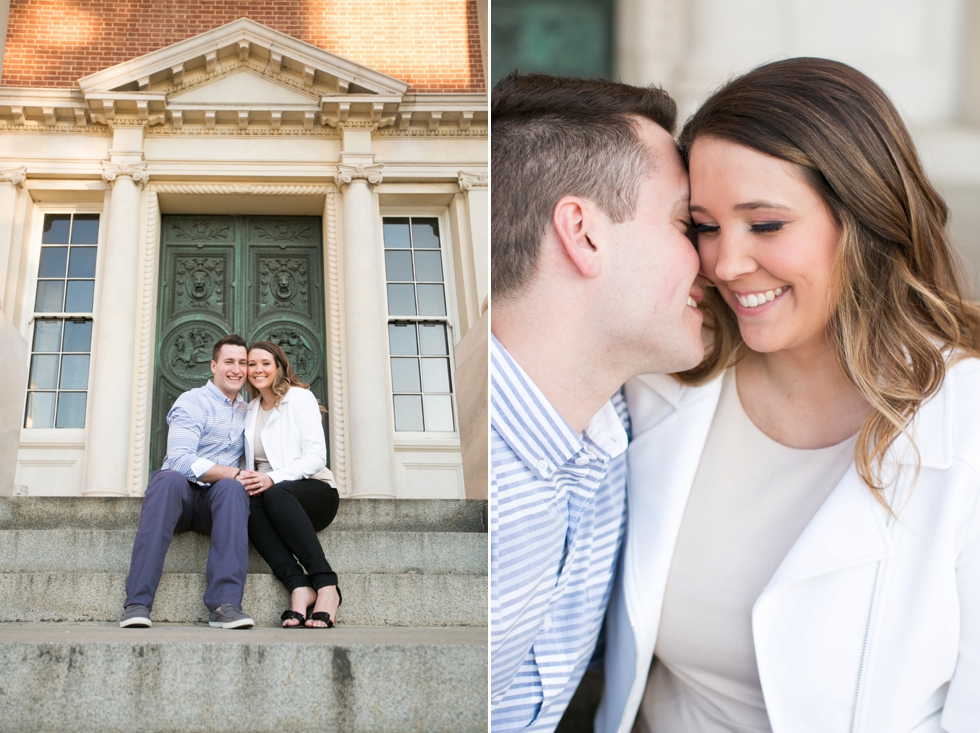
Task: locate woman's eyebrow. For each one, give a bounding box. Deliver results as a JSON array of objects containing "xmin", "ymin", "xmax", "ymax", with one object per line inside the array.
[
  {"xmin": 733, "ymin": 200, "xmax": 792, "ymax": 211},
  {"xmin": 689, "ymin": 200, "xmax": 792, "ymax": 214}
]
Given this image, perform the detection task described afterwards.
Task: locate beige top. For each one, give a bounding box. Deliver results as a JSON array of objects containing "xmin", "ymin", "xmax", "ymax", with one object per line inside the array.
[
  {"xmin": 253, "ymin": 403, "xmax": 274, "ymax": 474},
  {"xmin": 635, "ymin": 368, "xmax": 857, "ymax": 733}
]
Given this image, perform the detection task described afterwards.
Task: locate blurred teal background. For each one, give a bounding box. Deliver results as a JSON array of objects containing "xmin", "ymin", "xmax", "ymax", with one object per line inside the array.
[{"xmin": 491, "ymin": 0, "xmax": 614, "ymax": 87}]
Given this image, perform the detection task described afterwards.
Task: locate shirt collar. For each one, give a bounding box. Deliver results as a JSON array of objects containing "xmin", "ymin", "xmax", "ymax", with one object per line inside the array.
[
  {"xmin": 491, "ymin": 335, "xmax": 626, "ymax": 480},
  {"xmin": 204, "ymin": 379, "xmax": 243, "ymax": 407}
]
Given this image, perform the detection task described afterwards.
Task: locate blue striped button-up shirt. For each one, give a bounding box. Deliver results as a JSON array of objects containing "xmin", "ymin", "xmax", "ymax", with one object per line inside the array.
[
  {"xmin": 161, "ymin": 380, "xmax": 248, "ymax": 483},
  {"xmin": 491, "ymin": 335, "xmax": 629, "ymax": 732}
]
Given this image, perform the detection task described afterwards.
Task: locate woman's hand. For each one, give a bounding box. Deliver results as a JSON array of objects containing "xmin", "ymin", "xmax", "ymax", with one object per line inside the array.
[{"xmin": 238, "ymin": 470, "xmax": 274, "ymax": 496}]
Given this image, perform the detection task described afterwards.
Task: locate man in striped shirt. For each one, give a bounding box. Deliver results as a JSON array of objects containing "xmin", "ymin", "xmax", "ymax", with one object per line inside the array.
[
  {"xmin": 491, "ymin": 73, "xmax": 707, "ymax": 730},
  {"xmin": 119, "ymin": 334, "xmax": 254, "ymax": 629}
]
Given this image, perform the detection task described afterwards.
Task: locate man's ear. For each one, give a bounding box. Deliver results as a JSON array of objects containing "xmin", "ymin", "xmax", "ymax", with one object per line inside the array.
[
  {"xmin": 553, "ymin": 196, "xmax": 603, "ymax": 278},
  {"xmin": 210, "ymin": 360, "xmax": 217, "ymax": 375}
]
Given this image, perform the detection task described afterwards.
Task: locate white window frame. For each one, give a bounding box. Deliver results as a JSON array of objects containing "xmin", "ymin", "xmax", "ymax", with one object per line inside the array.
[
  {"xmin": 379, "ymin": 206, "xmax": 462, "ymax": 444},
  {"xmin": 21, "ymin": 203, "xmax": 105, "ymax": 440}
]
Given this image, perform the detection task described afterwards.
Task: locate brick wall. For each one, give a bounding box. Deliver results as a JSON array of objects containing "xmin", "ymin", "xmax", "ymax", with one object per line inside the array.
[{"xmin": 1, "ymin": 0, "xmax": 484, "ymax": 92}]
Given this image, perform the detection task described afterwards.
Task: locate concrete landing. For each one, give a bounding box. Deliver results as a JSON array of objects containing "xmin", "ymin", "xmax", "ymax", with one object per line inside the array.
[{"xmin": 0, "ymin": 624, "xmax": 488, "ymax": 732}]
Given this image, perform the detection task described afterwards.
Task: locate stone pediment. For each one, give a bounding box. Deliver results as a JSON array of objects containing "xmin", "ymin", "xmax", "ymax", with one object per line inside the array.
[
  {"xmin": 0, "ymin": 18, "xmax": 487, "ymax": 133},
  {"xmin": 168, "ymin": 69, "xmax": 318, "ymax": 106},
  {"xmin": 78, "ymin": 18, "xmax": 409, "ymax": 97}
]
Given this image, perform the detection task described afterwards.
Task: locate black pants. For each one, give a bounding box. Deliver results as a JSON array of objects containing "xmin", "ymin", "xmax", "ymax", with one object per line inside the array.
[{"xmin": 247, "ymin": 479, "xmax": 340, "ymax": 593}]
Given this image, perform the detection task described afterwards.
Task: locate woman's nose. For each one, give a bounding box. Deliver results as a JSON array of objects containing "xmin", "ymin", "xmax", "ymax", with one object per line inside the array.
[{"xmin": 710, "ymin": 232, "xmax": 758, "ymax": 283}]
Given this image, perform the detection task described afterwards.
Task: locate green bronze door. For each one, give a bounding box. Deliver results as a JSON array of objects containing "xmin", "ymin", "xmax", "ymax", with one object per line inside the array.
[{"xmin": 151, "ymin": 215, "xmax": 328, "ymax": 472}]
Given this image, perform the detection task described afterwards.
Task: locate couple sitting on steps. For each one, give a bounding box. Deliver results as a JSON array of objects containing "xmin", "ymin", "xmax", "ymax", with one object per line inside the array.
[{"xmin": 119, "ymin": 334, "xmax": 342, "ymax": 630}]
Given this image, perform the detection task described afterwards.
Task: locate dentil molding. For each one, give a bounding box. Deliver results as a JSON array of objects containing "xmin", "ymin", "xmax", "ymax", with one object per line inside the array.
[
  {"xmin": 1, "ymin": 167, "xmax": 27, "ymax": 187},
  {"xmin": 334, "ymin": 163, "xmax": 384, "ymax": 188},
  {"xmin": 457, "ymin": 171, "xmax": 487, "ymax": 191},
  {"xmin": 102, "ymin": 161, "xmax": 150, "ymax": 187}
]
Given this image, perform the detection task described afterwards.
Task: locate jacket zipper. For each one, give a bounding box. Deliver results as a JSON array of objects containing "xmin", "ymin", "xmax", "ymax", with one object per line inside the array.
[
  {"xmin": 848, "ymin": 484, "xmax": 898, "ymax": 733},
  {"xmin": 618, "ymin": 511, "xmax": 645, "ymax": 733},
  {"xmin": 619, "ymin": 596, "xmax": 642, "ymax": 733}
]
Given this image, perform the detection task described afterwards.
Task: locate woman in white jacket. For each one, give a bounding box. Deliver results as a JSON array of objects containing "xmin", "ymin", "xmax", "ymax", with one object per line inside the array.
[
  {"xmin": 238, "ymin": 340, "xmax": 340, "ymax": 628},
  {"xmin": 598, "ymin": 59, "xmax": 980, "ymax": 733}
]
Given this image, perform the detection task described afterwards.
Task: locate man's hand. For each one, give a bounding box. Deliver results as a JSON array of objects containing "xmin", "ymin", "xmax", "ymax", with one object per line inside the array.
[
  {"xmin": 238, "ymin": 470, "xmax": 274, "ymax": 496},
  {"xmin": 198, "ymin": 464, "xmax": 241, "ymax": 484}
]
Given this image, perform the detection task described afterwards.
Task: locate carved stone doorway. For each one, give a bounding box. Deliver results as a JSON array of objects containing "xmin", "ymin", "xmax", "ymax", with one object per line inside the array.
[{"xmin": 150, "ymin": 215, "xmax": 328, "ymax": 472}]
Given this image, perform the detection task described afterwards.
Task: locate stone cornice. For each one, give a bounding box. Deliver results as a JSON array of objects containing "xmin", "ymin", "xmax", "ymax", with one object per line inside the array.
[
  {"xmin": 1, "ymin": 166, "xmax": 27, "ymax": 187},
  {"xmin": 335, "ymin": 163, "xmax": 384, "ymax": 189},
  {"xmin": 102, "ymin": 161, "xmax": 150, "ymax": 187},
  {"xmin": 457, "ymin": 171, "xmax": 488, "ymax": 192},
  {"xmin": 0, "ymin": 86, "xmax": 486, "ymax": 133}
]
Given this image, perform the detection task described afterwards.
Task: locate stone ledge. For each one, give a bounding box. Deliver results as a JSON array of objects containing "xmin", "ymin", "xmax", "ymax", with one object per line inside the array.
[
  {"xmin": 0, "ymin": 572, "xmax": 488, "ymax": 627},
  {"xmin": 0, "ymin": 497, "xmax": 488, "ymax": 532},
  {"xmin": 0, "ymin": 529, "xmax": 487, "ymax": 575}
]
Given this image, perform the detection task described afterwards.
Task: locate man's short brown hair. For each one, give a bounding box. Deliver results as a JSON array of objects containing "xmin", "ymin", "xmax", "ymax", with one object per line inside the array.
[
  {"xmin": 491, "ymin": 72, "xmax": 677, "ymax": 300},
  {"xmin": 211, "ymin": 334, "xmax": 247, "ymax": 362}
]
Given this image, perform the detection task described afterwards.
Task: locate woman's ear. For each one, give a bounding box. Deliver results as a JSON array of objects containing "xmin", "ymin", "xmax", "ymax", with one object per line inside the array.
[{"xmin": 553, "ymin": 196, "xmax": 603, "ymax": 279}]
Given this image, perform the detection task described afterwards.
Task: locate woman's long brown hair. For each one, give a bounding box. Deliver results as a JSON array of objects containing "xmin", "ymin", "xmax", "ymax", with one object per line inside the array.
[{"xmin": 676, "ymin": 57, "xmax": 980, "ymax": 501}]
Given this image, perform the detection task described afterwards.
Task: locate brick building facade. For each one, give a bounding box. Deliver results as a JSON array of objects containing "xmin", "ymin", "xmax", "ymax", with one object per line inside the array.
[{"xmin": 0, "ymin": 1, "xmax": 489, "ymax": 500}]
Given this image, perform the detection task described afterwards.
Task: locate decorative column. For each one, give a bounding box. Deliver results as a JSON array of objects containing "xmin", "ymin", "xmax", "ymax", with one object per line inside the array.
[
  {"xmin": 84, "ymin": 159, "xmax": 149, "ymax": 495},
  {"xmin": 458, "ymin": 171, "xmax": 489, "ymax": 318},
  {"xmin": 0, "ymin": 167, "xmax": 27, "ymax": 315},
  {"xmin": 335, "ymin": 161, "xmax": 396, "ymax": 497}
]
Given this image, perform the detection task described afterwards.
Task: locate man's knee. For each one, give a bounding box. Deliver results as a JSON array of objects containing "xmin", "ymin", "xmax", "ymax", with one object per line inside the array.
[
  {"xmin": 144, "ymin": 470, "xmax": 189, "ymax": 503},
  {"xmin": 209, "ymin": 477, "xmax": 249, "ymax": 510}
]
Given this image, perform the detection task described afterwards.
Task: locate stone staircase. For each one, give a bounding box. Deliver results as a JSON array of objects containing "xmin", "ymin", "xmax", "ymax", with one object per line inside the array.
[{"xmin": 0, "ymin": 496, "xmax": 488, "ymax": 732}]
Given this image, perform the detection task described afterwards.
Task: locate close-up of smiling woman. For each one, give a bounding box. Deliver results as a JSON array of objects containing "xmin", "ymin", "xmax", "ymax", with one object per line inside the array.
[{"xmin": 598, "ymin": 58, "xmax": 980, "ymax": 733}]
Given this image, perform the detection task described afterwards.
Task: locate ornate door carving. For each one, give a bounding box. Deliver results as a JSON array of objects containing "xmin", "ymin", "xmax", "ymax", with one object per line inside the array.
[{"xmin": 151, "ymin": 215, "xmax": 328, "ymax": 472}]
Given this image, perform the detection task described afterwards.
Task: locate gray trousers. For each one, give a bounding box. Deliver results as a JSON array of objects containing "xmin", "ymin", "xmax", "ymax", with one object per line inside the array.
[{"xmin": 124, "ymin": 469, "xmax": 250, "ymax": 611}]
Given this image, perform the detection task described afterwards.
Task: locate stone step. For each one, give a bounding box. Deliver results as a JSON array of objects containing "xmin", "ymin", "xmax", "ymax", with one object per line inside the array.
[
  {"xmin": 0, "ymin": 528, "xmax": 485, "ymax": 575},
  {"xmin": 0, "ymin": 571, "xmax": 487, "ymax": 627},
  {"xmin": 0, "ymin": 623, "xmax": 487, "ymax": 733},
  {"xmin": 0, "ymin": 497, "xmax": 487, "ymax": 532}
]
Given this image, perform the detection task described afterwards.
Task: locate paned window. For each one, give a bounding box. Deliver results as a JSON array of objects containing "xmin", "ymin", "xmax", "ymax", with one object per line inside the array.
[
  {"xmin": 24, "ymin": 213, "xmax": 99, "ymax": 429},
  {"xmin": 383, "ymin": 217, "xmax": 455, "ymax": 432}
]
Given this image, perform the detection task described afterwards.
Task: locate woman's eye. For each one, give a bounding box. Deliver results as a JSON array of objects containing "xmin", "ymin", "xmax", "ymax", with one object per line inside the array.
[
  {"xmin": 691, "ymin": 223, "xmax": 719, "ymax": 234},
  {"xmin": 750, "ymin": 221, "xmax": 784, "ymax": 233}
]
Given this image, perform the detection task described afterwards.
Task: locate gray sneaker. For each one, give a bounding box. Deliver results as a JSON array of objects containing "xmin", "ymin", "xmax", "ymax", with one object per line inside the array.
[
  {"xmin": 119, "ymin": 603, "xmax": 152, "ymax": 628},
  {"xmin": 208, "ymin": 603, "xmax": 254, "ymax": 629}
]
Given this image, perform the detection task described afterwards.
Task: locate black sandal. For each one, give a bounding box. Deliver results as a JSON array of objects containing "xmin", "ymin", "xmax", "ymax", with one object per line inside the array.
[
  {"xmin": 280, "ymin": 609, "xmax": 307, "ymax": 628},
  {"xmin": 305, "ymin": 586, "xmax": 342, "ymax": 629}
]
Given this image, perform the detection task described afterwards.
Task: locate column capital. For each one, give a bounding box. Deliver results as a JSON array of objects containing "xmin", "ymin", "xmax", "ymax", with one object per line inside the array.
[
  {"xmin": 0, "ymin": 167, "xmax": 27, "ymax": 188},
  {"xmin": 457, "ymin": 170, "xmax": 488, "ymax": 192},
  {"xmin": 335, "ymin": 162, "xmax": 384, "ymax": 189},
  {"xmin": 102, "ymin": 161, "xmax": 150, "ymax": 188}
]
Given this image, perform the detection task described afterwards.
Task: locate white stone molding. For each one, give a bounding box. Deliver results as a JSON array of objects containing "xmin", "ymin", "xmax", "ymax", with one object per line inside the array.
[
  {"xmin": 334, "ymin": 163, "xmax": 384, "ymax": 188},
  {"xmin": 129, "ymin": 189, "xmax": 159, "ymax": 495},
  {"xmin": 102, "ymin": 161, "xmax": 150, "ymax": 188},
  {"xmin": 152, "ymin": 184, "xmax": 330, "ymax": 195},
  {"xmin": 0, "ymin": 167, "xmax": 27, "ymax": 187},
  {"xmin": 457, "ymin": 171, "xmax": 488, "ymax": 192},
  {"xmin": 375, "ymin": 128, "xmax": 487, "ymax": 138},
  {"xmin": 324, "ymin": 188, "xmax": 348, "ymax": 494},
  {"xmin": 126, "ymin": 182, "xmax": 347, "ymax": 492},
  {"xmin": 336, "ymin": 120, "xmax": 381, "ymax": 130}
]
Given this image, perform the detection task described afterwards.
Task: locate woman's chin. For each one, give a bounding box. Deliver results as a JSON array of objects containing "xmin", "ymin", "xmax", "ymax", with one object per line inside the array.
[{"xmin": 737, "ymin": 329, "xmax": 787, "ymax": 355}]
